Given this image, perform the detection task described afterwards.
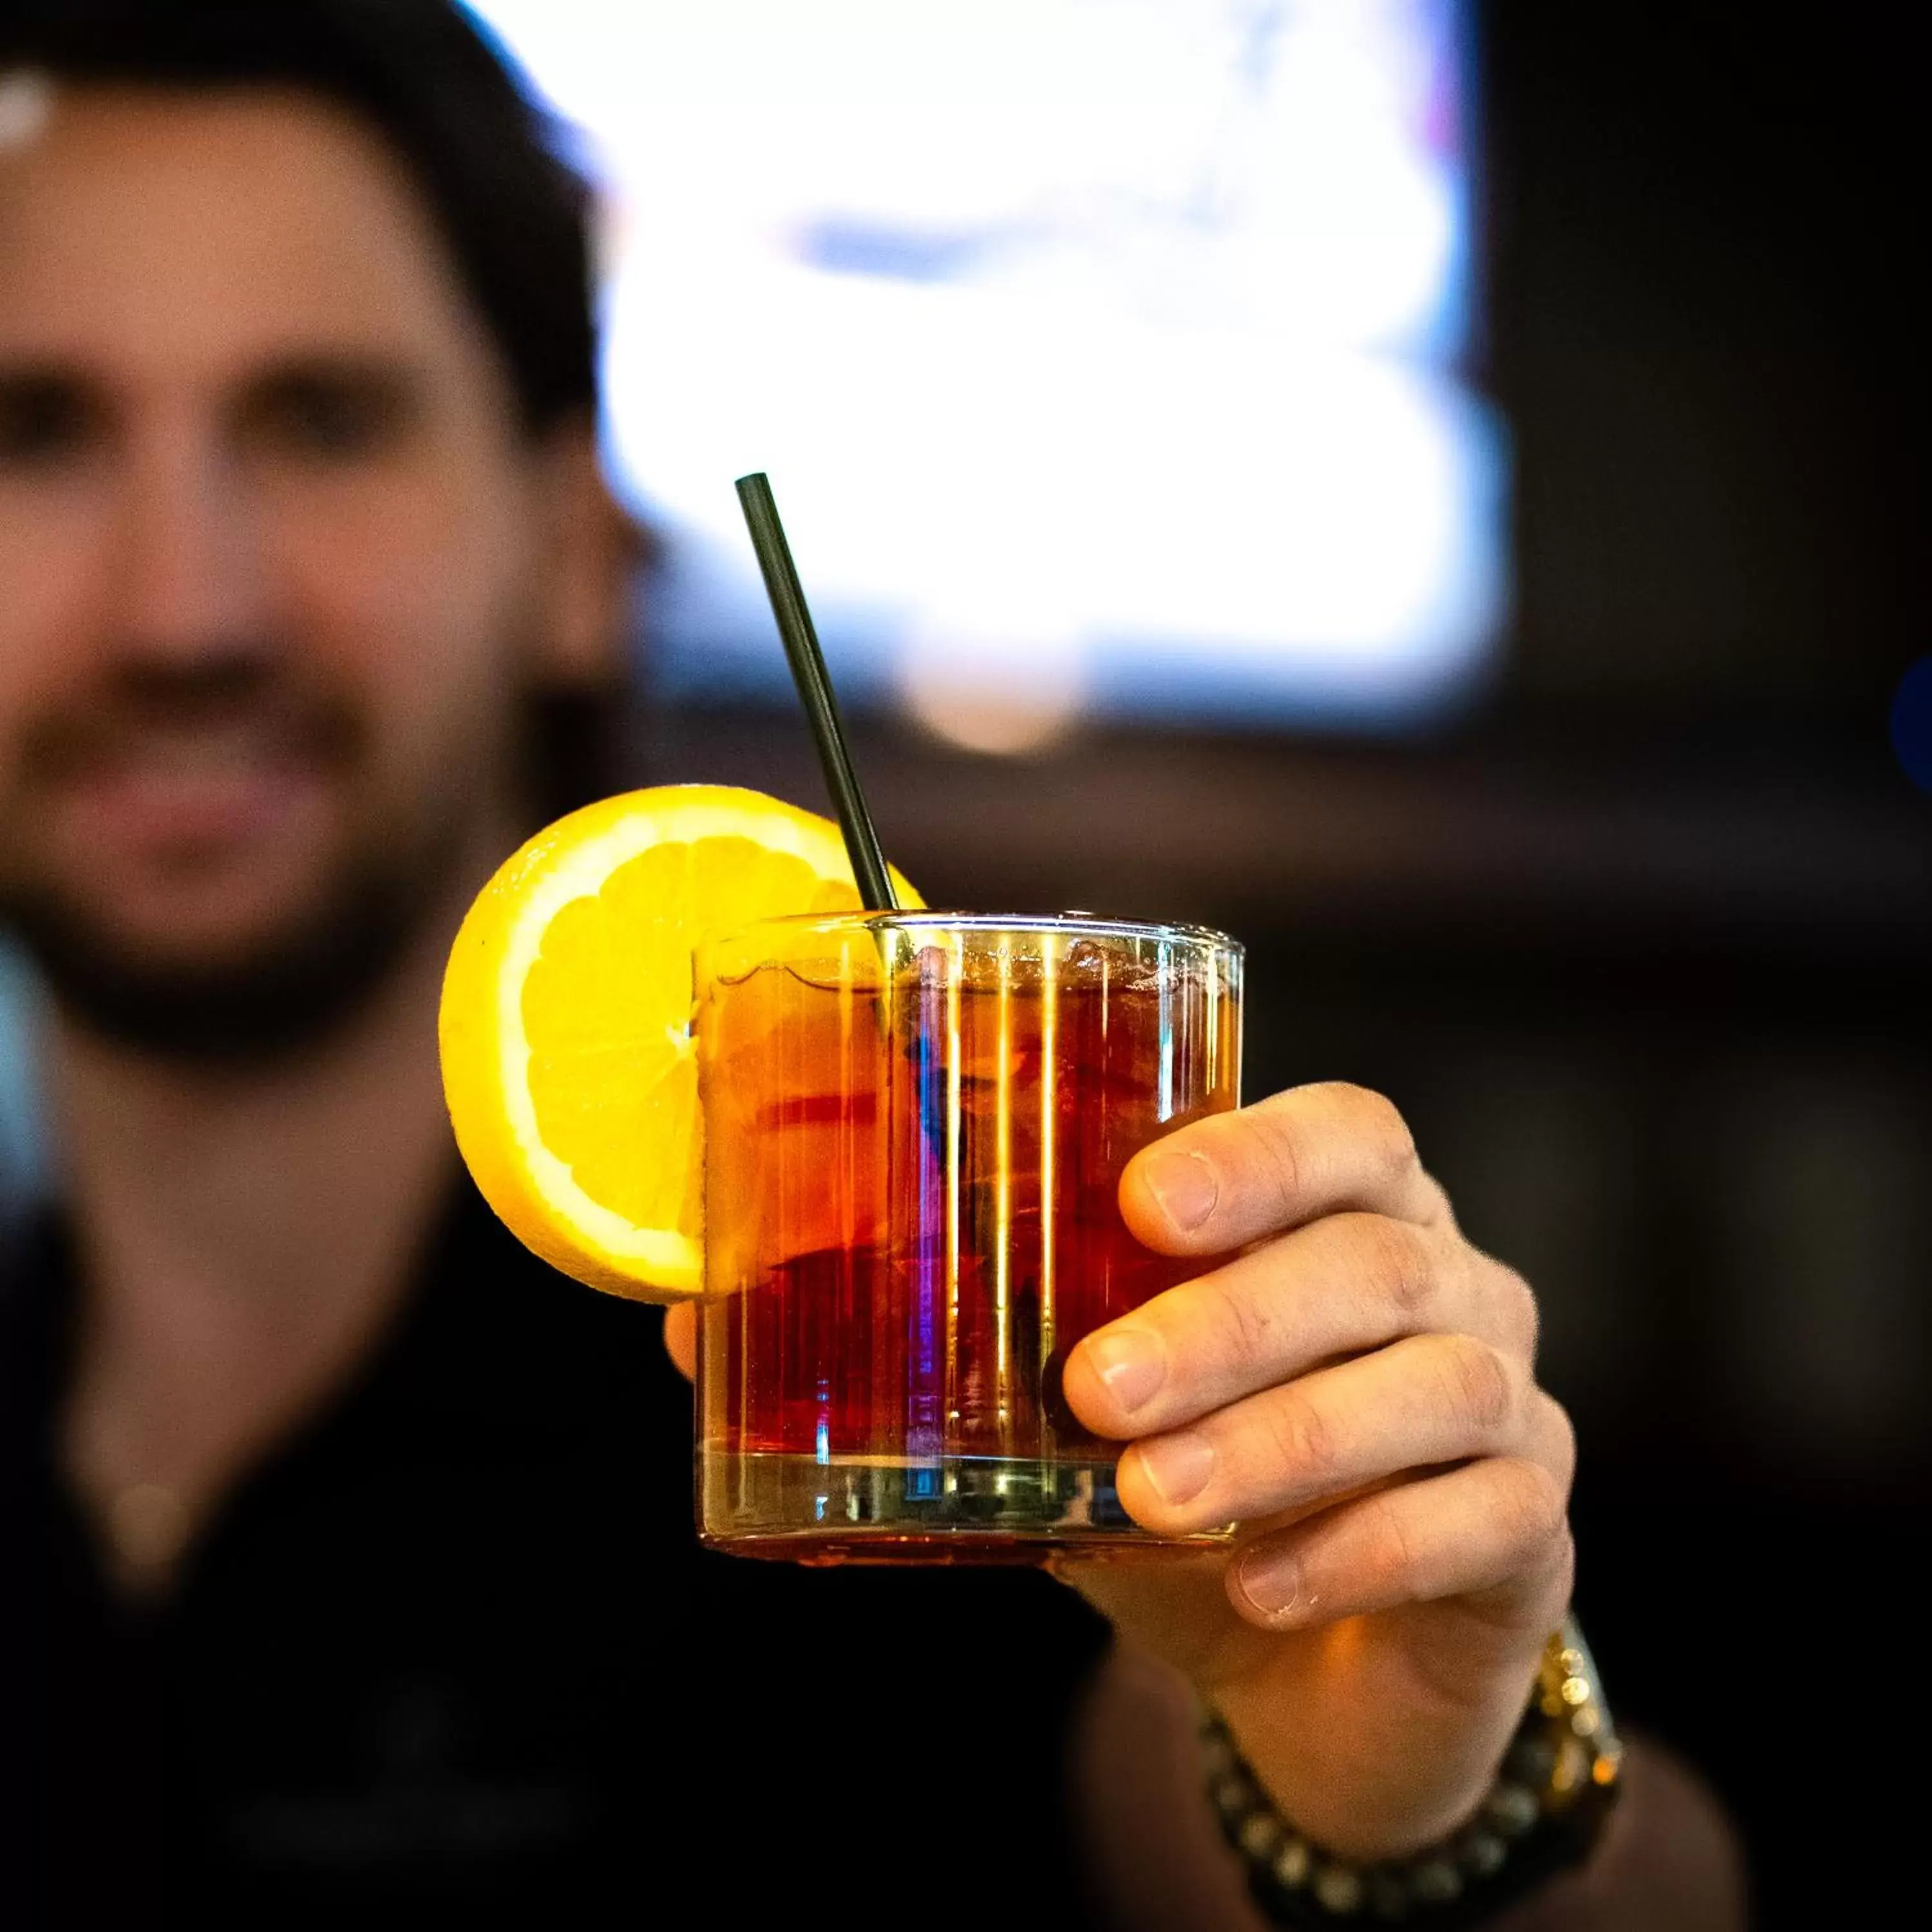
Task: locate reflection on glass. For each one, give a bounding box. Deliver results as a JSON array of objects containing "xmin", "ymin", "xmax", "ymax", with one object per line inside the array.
[{"xmin": 696, "ymin": 912, "xmax": 1242, "ymax": 1562}]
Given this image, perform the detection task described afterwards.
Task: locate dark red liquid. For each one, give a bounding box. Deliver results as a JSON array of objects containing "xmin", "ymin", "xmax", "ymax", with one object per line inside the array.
[{"xmin": 698, "ymin": 940, "xmax": 1240, "ymax": 1494}]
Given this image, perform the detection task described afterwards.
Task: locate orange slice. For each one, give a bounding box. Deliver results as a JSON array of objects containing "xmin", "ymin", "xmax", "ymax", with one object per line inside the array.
[{"xmin": 438, "ymin": 784, "xmax": 918, "ymax": 1300}]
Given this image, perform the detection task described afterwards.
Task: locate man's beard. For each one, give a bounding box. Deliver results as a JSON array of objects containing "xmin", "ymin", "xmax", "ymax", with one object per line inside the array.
[
  {"xmin": 0, "ymin": 660, "xmax": 609, "ymax": 1067},
  {"xmin": 0, "ymin": 824, "xmax": 462, "ymax": 1065},
  {"xmin": 0, "ymin": 652, "xmax": 489, "ymax": 1065}
]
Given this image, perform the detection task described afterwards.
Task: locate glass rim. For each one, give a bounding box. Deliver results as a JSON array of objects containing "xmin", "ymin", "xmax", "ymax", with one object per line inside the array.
[{"xmin": 708, "ymin": 908, "xmax": 1242, "ymax": 956}]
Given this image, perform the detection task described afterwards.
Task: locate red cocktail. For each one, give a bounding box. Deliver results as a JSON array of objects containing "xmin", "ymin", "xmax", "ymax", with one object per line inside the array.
[{"xmin": 696, "ymin": 913, "xmax": 1242, "ymax": 1561}]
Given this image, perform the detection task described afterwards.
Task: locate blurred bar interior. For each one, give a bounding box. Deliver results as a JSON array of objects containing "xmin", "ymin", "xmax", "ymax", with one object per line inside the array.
[{"xmin": 2, "ymin": 5, "xmax": 1922, "ymax": 1923}]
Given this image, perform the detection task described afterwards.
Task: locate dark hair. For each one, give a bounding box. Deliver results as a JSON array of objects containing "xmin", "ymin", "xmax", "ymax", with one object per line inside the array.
[{"xmin": 0, "ymin": 0, "xmax": 600, "ymax": 435}]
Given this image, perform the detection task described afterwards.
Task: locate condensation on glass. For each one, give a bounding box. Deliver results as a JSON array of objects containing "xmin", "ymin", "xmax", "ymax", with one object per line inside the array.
[{"xmin": 696, "ymin": 912, "xmax": 1242, "ymax": 1562}]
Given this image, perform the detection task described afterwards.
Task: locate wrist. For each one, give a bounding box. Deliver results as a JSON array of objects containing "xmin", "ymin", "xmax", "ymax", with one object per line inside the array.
[
  {"xmin": 1201, "ymin": 1620, "xmax": 1622, "ymax": 1925},
  {"xmin": 1212, "ymin": 1632, "xmax": 1555, "ymax": 1863}
]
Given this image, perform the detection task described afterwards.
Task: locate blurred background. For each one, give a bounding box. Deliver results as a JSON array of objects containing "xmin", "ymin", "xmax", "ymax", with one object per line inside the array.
[{"xmin": 4, "ymin": 2, "xmax": 1924, "ymax": 1920}]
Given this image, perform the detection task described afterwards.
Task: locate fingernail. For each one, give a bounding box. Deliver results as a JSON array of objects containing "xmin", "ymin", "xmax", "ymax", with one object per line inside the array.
[
  {"xmin": 1144, "ymin": 1148, "xmax": 1219, "ymax": 1233},
  {"xmin": 1134, "ymin": 1430, "xmax": 1215, "ymax": 1506},
  {"xmin": 1083, "ymin": 1328, "xmax": 1166, "ymax": 1415},
  {"xmin": 1233, "ymin": 1544, "xmax": 1310, "ymax": 1623}
]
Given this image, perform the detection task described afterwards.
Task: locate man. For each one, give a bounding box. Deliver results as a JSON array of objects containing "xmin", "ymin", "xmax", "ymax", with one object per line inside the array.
[{"xmin": 0, "ymin": 4, "xmax": 1743, "ymax": 1927}]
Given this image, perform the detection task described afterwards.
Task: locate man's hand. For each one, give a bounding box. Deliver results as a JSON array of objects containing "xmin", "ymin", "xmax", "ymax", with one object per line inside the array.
[
  {"xmin": 1056, "ymin": 1082, "xmax": 1576, "ymax": 1863},
  {"xmin": 662, "ymin": 1080, "xmax": 1575, "ymax": 1865}
]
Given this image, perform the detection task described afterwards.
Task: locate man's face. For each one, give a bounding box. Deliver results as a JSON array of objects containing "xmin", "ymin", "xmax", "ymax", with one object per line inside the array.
[{"xmin": 0, "ymin": 85, "xmax": 590, "ymax": 1054}]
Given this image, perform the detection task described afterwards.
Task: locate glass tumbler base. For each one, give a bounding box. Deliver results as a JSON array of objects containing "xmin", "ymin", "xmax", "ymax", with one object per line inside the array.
[{"xmin": 697, "ymin": 1449, "xmax": 1232, "ymax": 1565}]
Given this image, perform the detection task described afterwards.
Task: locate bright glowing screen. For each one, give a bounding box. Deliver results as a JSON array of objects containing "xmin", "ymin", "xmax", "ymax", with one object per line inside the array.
[{"xmin": 468, "ymin": 0, "xmax": 1504, "ymax": 746}]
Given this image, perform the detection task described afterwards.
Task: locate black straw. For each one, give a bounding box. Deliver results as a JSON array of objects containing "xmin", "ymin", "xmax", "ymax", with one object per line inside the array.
[{"xmin": 735, "ymin": 473, "xmax": 898, "ymax": 912}]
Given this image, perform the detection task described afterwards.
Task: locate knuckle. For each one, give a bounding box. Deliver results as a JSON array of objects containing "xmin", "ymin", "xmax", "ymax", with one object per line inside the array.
[
  {"xmin": 1493, "ymin": 1459, "xmax": 1571, "ymax": 1561},
  {"xmin": 1358, "ymin": 1491, "xmax": 1422, "ymax": 1597},
  {"xmin": 1199, "ymin": 1271, "xmax": 1279, "ymax": 1373},
  {"xmin": 1263, "ymin": 1385, "xmax": 1341, "ymax": 1487},
  {"xmin": 1353, "ymin": 1215, "xmax": 1435, "ymax": 1317},
  {"xmin": 1438, "ymin": 1334, "xmax": 1515, "ymax": 1438},
  {"xmin": 1538, "ymin": 1392, "xmax": 1578, "ymax": 1490},
  {"xmin": 1245, "ymin": 1098, "xmax": 1312, "ymax": 1216},
  {"xmin": 1416, "ymin": 1168, "xmax": 1458, "ymax": 1231},
  {"xmin": 1548, "ymin": 1521, "xmax": 1578, "ymax": 1601},
  {"xmin": 1342, "ymin": 1084, "xmax": 1420, "ymax": 1182},
  {"xmin": 1492, "ymin": 1261, "xmax": 1541, "ymax": 1359}
]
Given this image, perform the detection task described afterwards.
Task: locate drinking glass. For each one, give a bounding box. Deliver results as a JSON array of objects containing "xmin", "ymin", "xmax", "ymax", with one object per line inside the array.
[{"xmin": 696, "ymin": 911, "xmax": 1242, "ymax": 1561}]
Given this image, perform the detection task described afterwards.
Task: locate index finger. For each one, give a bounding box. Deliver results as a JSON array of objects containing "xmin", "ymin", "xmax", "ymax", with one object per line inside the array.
[{"xmin": 1120, "ymin": 1081, "xmax": 1449, "ymax": 1256}]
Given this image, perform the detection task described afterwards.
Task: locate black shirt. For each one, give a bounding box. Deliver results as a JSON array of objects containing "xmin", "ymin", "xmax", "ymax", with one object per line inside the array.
[{"xmin": 5, "ymin": 1182, "xmax": 1113, "ymax": 1930}]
